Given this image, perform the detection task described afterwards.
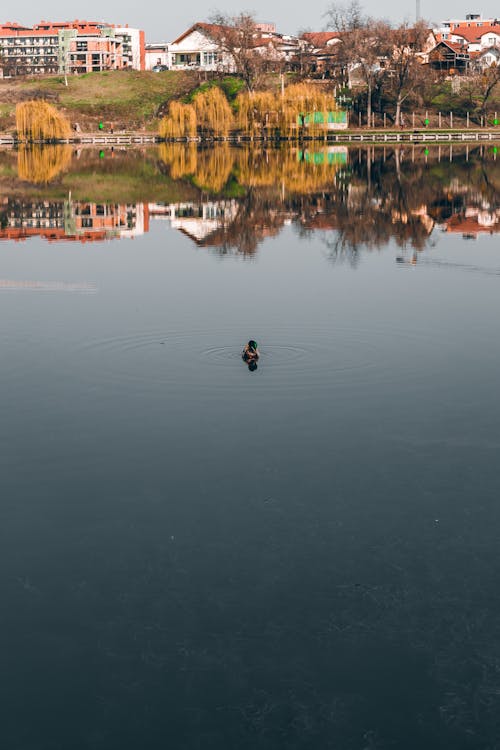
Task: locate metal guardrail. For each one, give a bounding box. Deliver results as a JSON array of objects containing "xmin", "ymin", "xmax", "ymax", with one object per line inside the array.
[
  {"xmin": 327, "ymin": 131, "xmax": 499, "ymax": 143},
  {"xmin": 1, "ymin": 131, "xmax": 499, "ymax": 146}
]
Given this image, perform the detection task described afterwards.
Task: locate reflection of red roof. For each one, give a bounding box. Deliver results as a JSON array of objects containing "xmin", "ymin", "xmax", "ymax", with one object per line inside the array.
[
  {"xmin": 0, "ymin": 228, "xmax": 113, "ymax": 243},
  {"xmin": 301, "ymin": 214, "xmax": 339, "ymax": 230},
  {"xmin": 445, "ymin": 215, "xmax": 500, "ymax": 234}
]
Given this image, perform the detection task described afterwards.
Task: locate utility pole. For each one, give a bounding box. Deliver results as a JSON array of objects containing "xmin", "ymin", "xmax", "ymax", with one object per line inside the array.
[{"xmin": 416, "ymin": 0, "xmax": 421, "ymax": 21}]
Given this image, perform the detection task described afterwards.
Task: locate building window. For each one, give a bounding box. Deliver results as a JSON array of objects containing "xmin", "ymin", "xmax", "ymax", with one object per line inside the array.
[{"xmin": 202, "ymin": 52, "xmax": 219, "ymax": 65}]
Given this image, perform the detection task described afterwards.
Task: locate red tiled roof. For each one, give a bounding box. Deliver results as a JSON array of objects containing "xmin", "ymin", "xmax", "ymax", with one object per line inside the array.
[
  {"xmin": 302, "ymin": 31, "xmax": 343, "ymax": 48},
  {"xmin": 0, "ymin": 19, "xmax": 126, "ymax": 37},
  {"xmin": 450, "ymin": 24, "xmax": 500, "ymax": 43},
  {"xmin": 432, "ymin": 40, "xmax": 467, "ymax": 53},
  {"xmin": 170, "ymin": 22, "xmax": 232, "ymax": 46},
  {"xmin": 0, "ymin": 27, "xmax": 54, "ymax": 36}
]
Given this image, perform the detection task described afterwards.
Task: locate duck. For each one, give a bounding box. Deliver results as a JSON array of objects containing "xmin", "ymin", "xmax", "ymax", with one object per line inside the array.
[{"xmin": 242, "ymin": 340, "xmax": 260, "ymax": 362}]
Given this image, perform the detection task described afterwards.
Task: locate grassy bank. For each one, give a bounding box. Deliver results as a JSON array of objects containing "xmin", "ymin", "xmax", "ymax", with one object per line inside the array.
[
  {"xmin": 2, "ymin": 71, "xmax": 500, "ymax": 140},
  {"xmin": 0, "ymin": 70, "xmax": 200, "ymax": 132}
]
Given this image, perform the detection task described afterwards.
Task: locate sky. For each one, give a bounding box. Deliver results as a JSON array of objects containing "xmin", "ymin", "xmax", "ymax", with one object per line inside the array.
[{"xmin": 4, "ymin": 2, "xmax": 499, "ymax": 41}]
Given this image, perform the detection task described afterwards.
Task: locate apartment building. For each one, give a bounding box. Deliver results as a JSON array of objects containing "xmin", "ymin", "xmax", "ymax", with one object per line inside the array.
[
  {"xmin": 0, "ymin": 20, "xmax": 144, "ymax": 76},
  {"xmin": 436, "ymin": 13, "xmax": 500, "ymax": 48}
]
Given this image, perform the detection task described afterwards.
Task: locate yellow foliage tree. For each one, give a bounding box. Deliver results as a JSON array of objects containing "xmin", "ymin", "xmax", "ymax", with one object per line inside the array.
[
  {"xmin": 236, "ymin": 84, "xmax": 340, "ymax": 138},
  {"xmin": 192, "ymin": 87, "xmax": 234, "ymax": 137},
  {"xmin": 159, "ymin": 101, "xmax": 197, "ymax": 139},
  {"xmin": 16, "ymin": 101, "xmax": 71, "ymax": 141}
]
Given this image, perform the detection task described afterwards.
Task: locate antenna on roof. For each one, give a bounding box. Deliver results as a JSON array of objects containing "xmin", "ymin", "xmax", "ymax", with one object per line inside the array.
[{"xmin": 416, "ymin": 0, "xmax": 421, "ymax": 21}]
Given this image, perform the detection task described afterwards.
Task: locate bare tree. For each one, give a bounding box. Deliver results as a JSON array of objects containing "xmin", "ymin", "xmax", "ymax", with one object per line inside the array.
[
  {"xmin": 384, "ymin": 22, "xmax": 429, "ymax": 127},
  {"xmin": 208, "ymin": 12, "xmax": 270, "ymax": 91},
  {"xmin": 322, "ymin": 3, "xmax": 391, "ymax": 123},
  {"xmin": 468, "ymin": 65, "xmax": 500, "ymax": 120},
  {"xmin": 349, "ymin": 20, "xmax": 393, "ymax": 125},
  {"xmin": 323, "ymin": 0, "xmax": 364, "ymax": 32}
]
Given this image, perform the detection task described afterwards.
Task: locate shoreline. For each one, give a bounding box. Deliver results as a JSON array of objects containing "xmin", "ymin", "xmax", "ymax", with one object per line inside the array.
[{"xmin": 1, "ymin": 129, "xmax": 500, "ymax": 146}]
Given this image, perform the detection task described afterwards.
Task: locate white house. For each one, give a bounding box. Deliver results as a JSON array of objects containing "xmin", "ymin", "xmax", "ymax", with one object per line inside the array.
[
  {"xmin": 479, "ymin": 30, "xmax": 500, "ymax": 48},
  {"xmin": 145, "ymin": 43, "xmax": 170, "ymax": 69},
  {"xmin": 168, "ymin": 23, "xmax": 236, "ymax": 71},
  {"xmin": 478, "ymin": 46, "xmax": 500, "ymax": 67}
]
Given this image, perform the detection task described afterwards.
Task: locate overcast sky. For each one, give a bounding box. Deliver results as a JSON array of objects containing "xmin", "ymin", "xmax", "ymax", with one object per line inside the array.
[{"xmin": 5, "ymin": 2, "xmax": 499, "ymax": 41}]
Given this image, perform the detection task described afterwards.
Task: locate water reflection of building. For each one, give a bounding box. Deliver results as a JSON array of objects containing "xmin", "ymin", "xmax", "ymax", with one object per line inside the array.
[
  {"xmin": 0, "ymin": 199, "xmax": 148, "ymax": 242},
  {"xmin": 443, "ymin": 207, "xmax": 500, "ymax": 238},
  {"xmin": 148, "ymin": 200, "xmax": 239, "ymax": 244}
]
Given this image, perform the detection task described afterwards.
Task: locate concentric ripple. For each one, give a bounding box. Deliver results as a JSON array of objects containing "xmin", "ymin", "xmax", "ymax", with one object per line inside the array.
[{"xmin": 66, "ymin": 322, "xmax": 447, "ymax": 396}]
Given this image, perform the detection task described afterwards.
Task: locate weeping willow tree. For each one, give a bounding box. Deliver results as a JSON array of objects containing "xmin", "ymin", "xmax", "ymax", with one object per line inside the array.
[
  {"xmin": 17, "ymin": 145, "xmax": 72, "ymax": 183},
  {"xmin": 236, "ymin": 84, "xmax": 341, "ymax": 139},
  {"xmin": 236, "ymin": 91, "xmax": 278, "ymax": 135},
  {"xmin": 192, "ymin": 88, "xmax": 235, "ymax": 137},
  {"xmin": 281, "ymin": 83, "xmax": 340, "ymax": 139},
  {"xmin": 159, "ymin": 101, "xmax": 197, "ymax": 139},
  {"xmin": 16, "ymin": 101, "xmax": 71, "ymax": 142},
  {"xmin": 160, "ymin": 101, "xmax": 197, "ymax": 138}
]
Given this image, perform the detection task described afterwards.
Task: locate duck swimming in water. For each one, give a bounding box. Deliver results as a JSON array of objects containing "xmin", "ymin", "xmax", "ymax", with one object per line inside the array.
[{"xmin": 242, "ymin": 340, "xmax": 259, "ymax": 363}]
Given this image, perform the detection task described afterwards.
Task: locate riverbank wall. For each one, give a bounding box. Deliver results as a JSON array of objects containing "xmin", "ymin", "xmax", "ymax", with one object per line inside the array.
[{"xmin": 2, "ymin": 129, "xmax": 500, "ymax": 146}]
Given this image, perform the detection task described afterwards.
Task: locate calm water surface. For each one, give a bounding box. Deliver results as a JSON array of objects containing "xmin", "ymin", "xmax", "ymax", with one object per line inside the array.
[{"xmin": 1, "ymin": 146, "xmax": 499, "ymax": 749}]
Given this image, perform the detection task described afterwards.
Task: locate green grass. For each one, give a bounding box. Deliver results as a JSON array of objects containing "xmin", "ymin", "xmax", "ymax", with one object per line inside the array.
[
  {"xmin": 184, "ymin": 76, "xmax": 246, "ymax": 106},
  {"xmin": 1, "ymin": 70, "xmax": 200, "ymax": 128}
]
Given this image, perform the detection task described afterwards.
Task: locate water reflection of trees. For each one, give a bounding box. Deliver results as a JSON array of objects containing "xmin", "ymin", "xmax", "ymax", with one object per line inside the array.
[
  {"xmin": 158, "ymin": 145, "xmax": 500, "ymax": 257},
  {"xmin": 17, "ymin": 145, "xmax": 72, "ymax": 184},
  {"xmin": 2, "ymin": 145, "xmax": 499, "ymax": 254}
]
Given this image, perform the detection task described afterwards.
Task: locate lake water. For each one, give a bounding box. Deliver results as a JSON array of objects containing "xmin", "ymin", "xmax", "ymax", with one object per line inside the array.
[{"xmin": 1, "ymin": 144, "xmax": 500, "ymax": 749}]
